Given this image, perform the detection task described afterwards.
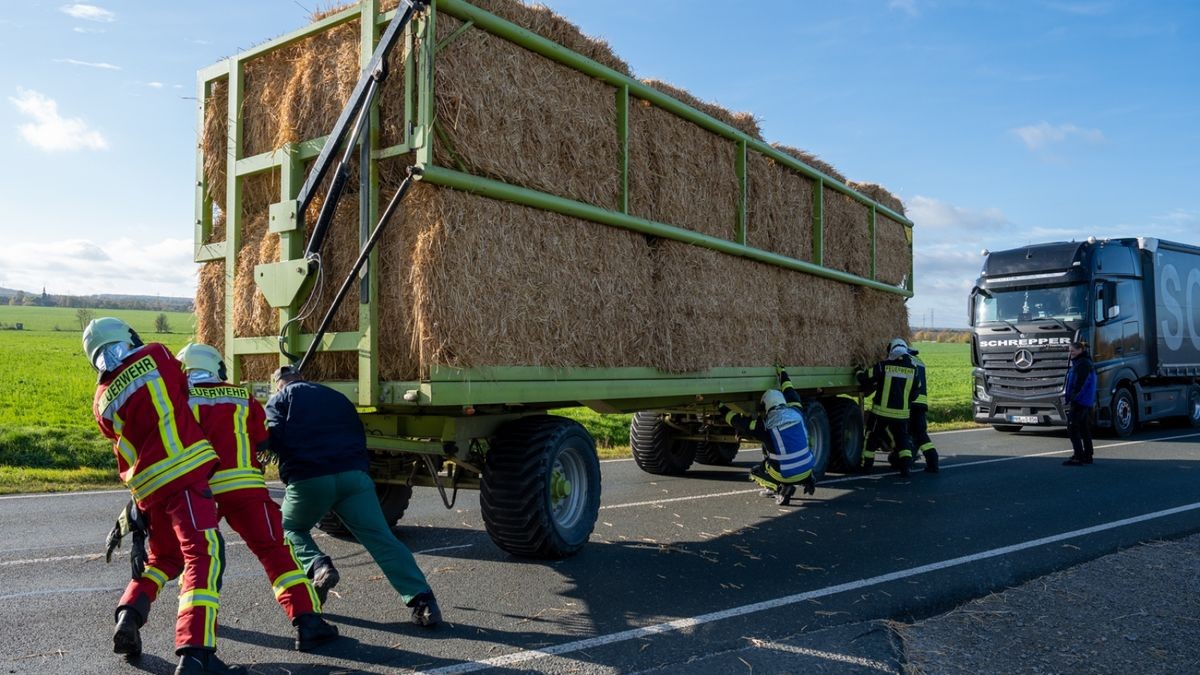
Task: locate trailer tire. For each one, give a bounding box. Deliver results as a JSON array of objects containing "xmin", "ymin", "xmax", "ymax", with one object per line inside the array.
[
  {"xmin": 804, "ymin": 399, "xmax": 832, "ymax": 479},
  {"xmin": 1109, "ymin": 387, "xmax": 1137, "ymax": 438},
  {"xmin": 992, "ymin": 424, "xmax": 1023, "ymax": 433},
  {"xmin": 826, "ymin": 398, "xmax": 864, "ymax": 472},
  {"xmin": 315, "ymin": 483, "xmax": 413, "ymax": 536},
  {"xmin": 629, "ymin": 412, "xmax": 694, "ymax": 475},
  {"xmin": 481, "ymin": 415, "xmax": 600, "ymax": 559},
  {"xmin": 693, "ymin": 440, "xmax": 740, "ymax": 466}
]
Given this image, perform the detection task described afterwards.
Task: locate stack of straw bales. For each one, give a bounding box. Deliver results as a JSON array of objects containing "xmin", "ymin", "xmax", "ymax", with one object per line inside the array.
[{"xmin": 195, "ymin": 0, "xmax": 911, "ymax": 383}]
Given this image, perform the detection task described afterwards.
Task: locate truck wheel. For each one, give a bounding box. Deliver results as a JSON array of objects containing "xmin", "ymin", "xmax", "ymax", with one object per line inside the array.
[
  {"xmin": 1109, "ymin": 387, "xmax": 1137, "ymax": 438},
  {"xmin": 630, "ymin": 412, "xmax": 694, "ymax": 475},
  {"xmin": 693, "ymin": 440, "xmax": 740, "ymax": 466},
  {"xmin": 1187, "ymin": 387, "xmax": 1200, "ymax": 428},
  {"xmin": 804, "ymin": 399, "xmax": 832, "ymax": 479},
  {"xmin": 316, "ymin": 483, "xmax": 413, "ymax": 536},
  {"xmin": 481, "ymin": 415, "xmax": 600, "ymax": 559},
  {"xmin": 992, "ymin": 424, "xmax": 1023, "ymax": 433},
  {"xmin": 826, "ymin": 398, "xmax": 864, "ymax": 472}
]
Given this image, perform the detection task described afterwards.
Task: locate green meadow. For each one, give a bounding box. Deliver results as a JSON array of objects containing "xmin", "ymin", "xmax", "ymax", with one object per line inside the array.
[{"xmin": 0, "ymin": 305, "xmax": 976, "ymax": 493}]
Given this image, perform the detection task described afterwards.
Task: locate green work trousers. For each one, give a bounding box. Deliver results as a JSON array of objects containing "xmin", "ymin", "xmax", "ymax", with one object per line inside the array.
[{"xmin": 281, "ymin": 470, "xmax": 429, "ymax": 605}]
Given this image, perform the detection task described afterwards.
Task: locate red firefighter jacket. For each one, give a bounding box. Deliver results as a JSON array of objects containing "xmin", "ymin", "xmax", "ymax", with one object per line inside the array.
[
  {"xmin": 92, "ymin": 343, "xmax": 219, "ymax": 506},
  {"xmin": 187, "ymin": 382, "xmax": 270, "ymax": 495}
]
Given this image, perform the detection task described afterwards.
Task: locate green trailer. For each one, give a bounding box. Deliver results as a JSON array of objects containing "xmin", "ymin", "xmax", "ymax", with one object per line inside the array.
[{"xmin": 194, "ymin": 0, "xmax": 914, "ymax": 559}]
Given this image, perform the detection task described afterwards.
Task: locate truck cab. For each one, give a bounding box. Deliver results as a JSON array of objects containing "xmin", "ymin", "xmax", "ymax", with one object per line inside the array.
[{"xmin": 969, "ymin": 238, "xmax": 1153, "ymax": 436}]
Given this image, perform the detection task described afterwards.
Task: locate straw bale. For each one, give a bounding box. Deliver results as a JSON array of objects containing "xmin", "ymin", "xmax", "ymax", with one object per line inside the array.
[
  {"xmin": 874, "ymin": 214, "xmax": 912, "ymax": 288},
  {"xmin": 640, "ymin": 79, "xmax": 762, "ymax": 140},
  {"xmin": 195, "ymin": 0, "xmax": 914, "ymax": 383},
  {"xmin": 848, "ymin": 180, "xmax": 904, "ymax": 216},
  {"xmin": 772, "ymin": 143, "xmax": 846, "ymax": 183}
]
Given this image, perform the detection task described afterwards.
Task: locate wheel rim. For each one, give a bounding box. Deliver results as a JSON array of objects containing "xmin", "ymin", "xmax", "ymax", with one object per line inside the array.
[
  {"xmin": 1115, "ymin": 395, "xmax": 1133, "ymax": 431},
  {"xmin": 550, "ymin": 445, "xmax": 587, "ymax": 530}
]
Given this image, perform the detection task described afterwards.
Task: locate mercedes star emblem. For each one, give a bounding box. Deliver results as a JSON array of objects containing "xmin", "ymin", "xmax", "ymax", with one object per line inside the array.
[{"xmin": 1014, "ymin": 349, "xmax": 1034, "ymax": 370}]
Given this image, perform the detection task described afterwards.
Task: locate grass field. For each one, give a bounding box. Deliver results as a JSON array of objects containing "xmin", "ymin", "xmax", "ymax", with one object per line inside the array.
[{"xmin": 0, "ymin": 308, "xmax": 974, "ymax": 493}]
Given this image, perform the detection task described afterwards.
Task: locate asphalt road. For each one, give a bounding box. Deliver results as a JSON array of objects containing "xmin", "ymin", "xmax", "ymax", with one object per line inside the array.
[{"xmin": 2, "ymin": 424, "xmax": 1199, "ymax": 674}]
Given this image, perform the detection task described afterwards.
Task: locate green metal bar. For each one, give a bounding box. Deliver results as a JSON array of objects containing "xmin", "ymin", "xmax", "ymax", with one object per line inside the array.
[
  {"xmin": 234, "ymin": 137, "xmax": 326, "ymax": 177},
  {"xmin": 869, "ymin": 203, "xmax": 877, "ymax": 280},
  {"xmin": 278, "ymin": 145, "xmax": 303, "ymax": 364},
  {"xmin": 812, "ymin": 180, "xmax": 824, "ymax": 266},
  {"xmin": 360, "ymin": 0, "xmax": 382, "ymax": 407},
  {"xmin": 374, "ymin": 142, "xmax": 414, "ymax": 161},
  {"xmin": 616, "ymin": 84, "xmax": 629, "ymax": 214},
  {"xmin": 193, "ymin": 77, "xmax": 213, "ymax": 262},
  {"xmin": 224, "ymin": 57, "xmax": 245, "ymax": 383},
  {"xmin": 195, "ymin": 242, "xmax": 226, "ymax": 263},
  {"xmin": 434, "ymin": 0, "xmax": 913, "ymax": 229},
  {"xmin": 736, "ymin": 139, "xmax": 747, "ymax": 245},
  {"xmin": 198, "ymin": 61, "xmax": 229, "ymax": 84},
  {"xmin": 432, "ymin": 120, "xmax": 469, "ymax": 173},
  {"xmin": 419, "ymin": 165, "xmax": 912, "ymax": 297},
  {"xmin": 435, "ymin": 18, "xmax": 474, "ymax": 53},
  {"xmin": 403, "ymin": 15, "xmax": 415, "ymax": 150},
  {"xmin": 414, "ymin": 8, "xmax": 436, "ymax": 166},
  {"xmin": 232, "ymin": 331, "xmax": 363, "ymax": 355},
  {"xmin": 429, "ymin": 364, "xmax": 844, "ymax": 382}
]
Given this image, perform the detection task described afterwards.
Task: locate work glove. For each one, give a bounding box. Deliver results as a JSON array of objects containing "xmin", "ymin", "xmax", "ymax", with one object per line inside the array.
[
  {"xmin": 802, "ymin": 475, "xmax": 816, "ymax": 496},
  {"xmin": 105, "ymin": 500, "xmax": 150, "ymax": 580},
  {"xmin": 854, "ymin": 367, "xmax": 870, "ymax": 390}
]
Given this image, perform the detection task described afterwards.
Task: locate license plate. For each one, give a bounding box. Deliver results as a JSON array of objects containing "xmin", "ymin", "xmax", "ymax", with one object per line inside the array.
[{"xmin": 1009, "ymin": 415, "xmax": 1040, "ymax": 424}]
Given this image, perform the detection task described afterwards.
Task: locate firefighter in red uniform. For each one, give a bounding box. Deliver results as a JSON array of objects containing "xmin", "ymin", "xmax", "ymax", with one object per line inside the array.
[
  {"xmin": 175, "ymin": 343, "xmax": 338, "ymax": 651},
  {"xmin": 83, "ymin": 317, "xmax": 246, "ymax": 675}
]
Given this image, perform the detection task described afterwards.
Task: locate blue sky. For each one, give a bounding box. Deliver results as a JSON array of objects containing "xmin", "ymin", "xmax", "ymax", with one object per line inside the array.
[{"xmin": 1, "ymin": 1, "xmax": 1197, "ymax": 327}]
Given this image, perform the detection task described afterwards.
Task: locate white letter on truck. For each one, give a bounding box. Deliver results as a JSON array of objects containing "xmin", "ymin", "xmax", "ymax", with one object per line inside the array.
[{"xmin": 1161, "ymin": 263, "xmax": 1184, "ymax": 351}]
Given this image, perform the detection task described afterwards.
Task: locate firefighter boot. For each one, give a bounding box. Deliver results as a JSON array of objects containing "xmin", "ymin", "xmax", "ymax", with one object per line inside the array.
[
  {"xmin": 112, "ymin": 607, "xmax": 142, "ymax": 658},
  {"xmin": 294, "ymin": 613, "xmax": 339, "ymax": 651},
  {"xmin": 408, "ymin": 591, "xmax": 442, "ymax": 627},
  {"xmin": 923, "ymin": 449, "xmax": 940, "ymax": 473},
  {"xmin": 774, "ymin": 484, "xmax": 796, "ymax": 506},
  {"xmin": 174, "ymin": 648, "xmax": 246, "ymax": 675},
  {"xmin": 898, "ymin": 456, "xmax": 911, "ymax": 478},
  {"xmin": 859, "ymin": 457, "xmax": 874, "ymax": 475},
  {"xmin": 310, "ymin": 556, "xmax": 340, "ymax": 605}
]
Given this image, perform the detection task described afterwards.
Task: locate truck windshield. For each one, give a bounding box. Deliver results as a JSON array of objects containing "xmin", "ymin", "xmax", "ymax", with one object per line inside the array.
[{"xmin": 975, "ymin": 285, "xmax": 1088, "ymax": 325}]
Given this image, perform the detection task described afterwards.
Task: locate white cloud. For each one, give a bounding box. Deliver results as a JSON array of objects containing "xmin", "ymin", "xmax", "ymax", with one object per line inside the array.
[
  {"xmin": 907, "ymin": 195, "xmax": 1011, "ymax": 234},
  {"xmin": 145, "ymin": 82, "xmax": 165, "ymax": 89},
  {"xmin": 1012, "ymin": 121, "xmax": 1105, "ymax": 151},
  {"xmin": 0, "ymin": 238, "xmax": 197, "ymax": 297},
  {"xmin": 53, "ymin": 58, "xmax": 120, "ymax": 70},
  {"xmin": 9, "ymin": 88, "xmax": 109, "ymax": 152},
  {"xmin": 889, "ymin": 0, "xmax": 919, "ymax": 16},
  {"xmin": 60, "ymin": 3, "xmax": 115, "ymax": 22},
  {"xmin": 72, "ymin": 26, "xmax": 106, "ymax": 34}
]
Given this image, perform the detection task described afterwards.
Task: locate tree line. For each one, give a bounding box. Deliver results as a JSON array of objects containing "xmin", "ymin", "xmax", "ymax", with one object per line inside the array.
[{"xmin": 5, "ymin": 289, "xmax": 192, "ymax": 312}]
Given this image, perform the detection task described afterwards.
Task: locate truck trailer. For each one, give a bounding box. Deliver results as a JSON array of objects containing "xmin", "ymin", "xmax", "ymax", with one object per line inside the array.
[
  {"xmin": 193, "ymin": 0, "xmax": 914, "ymax": 559},
  {"xmin": 970, "ymin": 237, "xmax": 1200, "ymax": 436}
]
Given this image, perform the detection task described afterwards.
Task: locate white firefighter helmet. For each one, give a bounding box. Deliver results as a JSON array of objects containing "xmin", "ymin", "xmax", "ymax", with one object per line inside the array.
[
  {"xmin": 761, "ymin": 389, "xmax": 786, "ymax": 411},
  {"xmin": 888, "ymin": 337, "xmax": 909, "ymax": 353},
  {"xmin": 177, "ymin": 343, "xmax": 225, "ymax": 379},
  {"xmin": 82, "ymin": 317, "xmax": 139, "ymax": 367}
]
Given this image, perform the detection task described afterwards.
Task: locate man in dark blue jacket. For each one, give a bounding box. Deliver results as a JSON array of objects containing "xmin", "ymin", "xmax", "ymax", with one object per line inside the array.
[
  {"xmin": 1063, "ymin": 340, "xmax": 1097, "ymax": 466},
  {"xmin": 266, "ymin": 366, "xmax": 442, "ymax": 626}
]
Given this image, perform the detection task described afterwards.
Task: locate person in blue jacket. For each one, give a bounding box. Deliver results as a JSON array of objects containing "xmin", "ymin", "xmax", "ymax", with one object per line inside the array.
[
  {"xmin": 717, "ymin": 367, "xmax": 816, "ymax": 506},
  {"xmin": 265, "ymin": 366, "xmax": 442, "ymax": 626},
  {"xmin": 1063, "ymin": 340, "xmax": 1097, "ymax": 466}
]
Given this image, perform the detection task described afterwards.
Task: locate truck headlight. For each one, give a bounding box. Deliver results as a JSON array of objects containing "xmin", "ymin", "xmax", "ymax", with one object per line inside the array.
[{"xmin": 975, "ymin": 381, "xmax": 991, "ymax": 402}]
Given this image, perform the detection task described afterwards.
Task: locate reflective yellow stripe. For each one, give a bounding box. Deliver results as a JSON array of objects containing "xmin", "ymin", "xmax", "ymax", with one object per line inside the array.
[
  {"xmin": 208, "ymin": 468, "xmax": 268, "ymax": 495},
  {"xmin": 233, "ymin": 402, "xmax": 250, "ymax": 469},
  {"xmin": 285, "ymin": 539, "xmax": 321, "ymax": 611},
  {"xmin": 178, "ymin": 590, "xmax": 220, "ymax": 611},
  {"xmin": 271, "ymin": 570, "xmax": 311, "ymax": 599},
  {"xmin": 126, "ymin": 443, "xmax": 217, "ymax": 502},
  {"xmin": 142, "ymin": 565, "xmax": 169, "ymax": 590},
  {"xmin": 145, "ymin": 376, "xmax": 184, "ymax": 458},
  {"xmin": 205, "ymin": 529, "xmax": 221, "ymax": 593}
]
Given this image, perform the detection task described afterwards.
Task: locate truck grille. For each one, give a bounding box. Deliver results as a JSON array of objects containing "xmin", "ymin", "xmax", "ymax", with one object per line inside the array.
[{"xmin": 982, "ymin": 349, "xmax": 1070, "ymax": 399}]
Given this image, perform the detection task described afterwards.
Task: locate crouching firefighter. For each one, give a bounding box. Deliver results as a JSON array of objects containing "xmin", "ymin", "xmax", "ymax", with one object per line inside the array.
[
  {"xmin": 905, "ymin": 342, "xmax": 939, "ymax": 473},
  {"xmin": 83, "ymin": 318, "xmax": 246, "ymax": 675},
  {"xmin": 176, "ymin": 343, "xmax": 339, "ymax": 651},
  {"xmin": 717, "ymin": 368, "xmax": 816, "ymax": 506},
  {"xmin": 857, "ymin": 338, "xmax": 919, "ymax": 477}
]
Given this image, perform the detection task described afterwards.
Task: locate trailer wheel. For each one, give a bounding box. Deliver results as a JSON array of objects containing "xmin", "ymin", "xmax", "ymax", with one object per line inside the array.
[
  {"xmin": 693, "ymin": 440, "xmax": 740, "ymax": 466},
  {"xmin": 629, "ymin": 412, "xmax": 695, "ymax": 475},
  {"xmin": 1109, "ymin": 387, "xmax": 1137, "ymax": 438},
  {"xmin": 481, "ymin": 415, "xmax": 600, "ymax": 559},
  {"xmin": 992, "ymin": 424, "xmax": 1023, "ymax": 433},
  {"xmin": 804, "ymin": 399, "xmax": 832, "ymax": 479},
  {"xmin": 316, "ymin": 483, "xmax": 413, "ymax": 536},
  {"xmin": 826, "ymin": 398, "xmax": 864, "ymax": 472}
]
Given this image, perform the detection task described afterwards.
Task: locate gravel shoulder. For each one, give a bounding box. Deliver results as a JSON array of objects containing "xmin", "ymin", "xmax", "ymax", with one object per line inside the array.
[{"xmin": 894, "ymin": 532, "xmax": 1200, "ymax": 674}]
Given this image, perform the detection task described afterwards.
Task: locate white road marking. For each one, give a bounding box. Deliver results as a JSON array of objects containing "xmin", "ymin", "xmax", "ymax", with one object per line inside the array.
[
  {"xmin": 750, "ymin": 639, "xmax": 897, "ymax": 673},
  {"xmin": 421, "ymin": 500, "xmax": 1200, "ymax": 674},
  {"xmin": 415, "ymin": 544, "xmax": 473, "ymax": 555}
]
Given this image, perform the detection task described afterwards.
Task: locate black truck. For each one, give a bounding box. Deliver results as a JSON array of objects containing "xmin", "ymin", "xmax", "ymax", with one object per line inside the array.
[{"xmin": 970, "ymin": 237, "xmax": 1200, "ymax": 436}]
